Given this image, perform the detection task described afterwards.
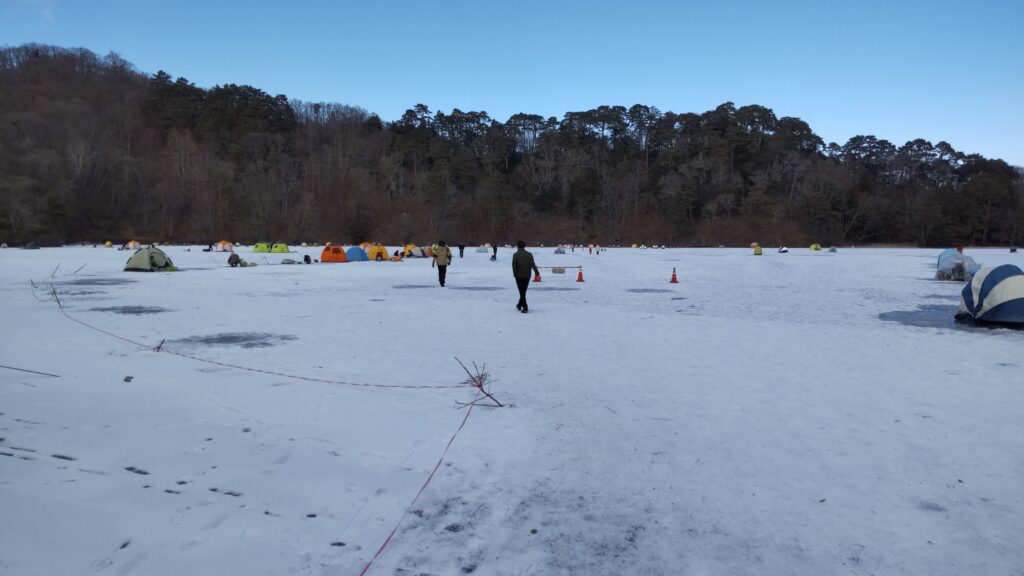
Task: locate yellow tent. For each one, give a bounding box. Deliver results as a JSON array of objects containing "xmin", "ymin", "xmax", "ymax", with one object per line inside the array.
[
  {"xmin": 367, "ymin": 245, "xmax": 390, "ymax": 261},
  {"xmin": 104, "ymin": 241, "xmax": 113, "ymax": 248}
]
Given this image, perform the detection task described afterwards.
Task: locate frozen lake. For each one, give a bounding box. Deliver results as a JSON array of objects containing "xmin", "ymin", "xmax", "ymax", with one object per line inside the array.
[{"xmin": 1, "ymin": 245, "xmax": 1022, "ymax": 575}]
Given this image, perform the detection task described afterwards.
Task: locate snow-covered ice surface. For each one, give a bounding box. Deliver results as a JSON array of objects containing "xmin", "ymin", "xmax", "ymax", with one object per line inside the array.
[{"xmin": 1, "ymin": 245, "xmax": 1022, "ymax": 576}]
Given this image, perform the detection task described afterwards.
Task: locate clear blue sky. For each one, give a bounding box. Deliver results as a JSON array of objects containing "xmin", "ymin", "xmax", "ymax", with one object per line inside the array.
[{"xmin": 4, "ymin": 0, "xmax": 1023, "ymax": 165}]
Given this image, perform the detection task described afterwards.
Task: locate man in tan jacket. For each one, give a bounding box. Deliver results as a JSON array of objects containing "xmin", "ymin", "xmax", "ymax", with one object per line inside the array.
[{"xmin": 432, "ymin": 240, "xmax": 453, "ymax": 287}]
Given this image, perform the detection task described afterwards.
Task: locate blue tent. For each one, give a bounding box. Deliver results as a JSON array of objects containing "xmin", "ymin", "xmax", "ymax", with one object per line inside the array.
[
  {"xmin": 936, "ymin": 248, "xmax": 980, "ymax": 281},
  {"xmin": 957, "ymin": 265, "xmax": 1024, "ymax": 326},
  {"xmin": 345, "ymin": 246, "xmax": 369, "ymax": 262}
]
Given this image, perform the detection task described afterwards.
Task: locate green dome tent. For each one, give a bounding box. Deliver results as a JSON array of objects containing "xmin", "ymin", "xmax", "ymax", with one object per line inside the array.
[
  {"xmin": 271, "ymin": 243, "xmax": 290, "ymax": 253},
  {"xmin": 253, "ymin": 242, "xmax": 271, "ymax": 253},
  {"xmin": 124, "ymin": 246, "xmax": 176, "ymax": 272}
]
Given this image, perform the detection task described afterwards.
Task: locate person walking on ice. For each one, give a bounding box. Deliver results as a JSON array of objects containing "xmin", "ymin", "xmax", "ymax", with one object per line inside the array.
[
  {"xmin": 512, "ymin": 240, "xmax": 540, "ymax": 313},
  {"xmin": 432, "ymin": 240, "xmax": 452, "ymax": 287}
]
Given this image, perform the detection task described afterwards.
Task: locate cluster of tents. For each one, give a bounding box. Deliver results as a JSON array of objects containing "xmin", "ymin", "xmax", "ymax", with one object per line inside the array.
[
  {"xmin": 930, "ymin": 247, "xmax": 1024, "ymax": 327},
  {"xmin": 319, "ymin": 243, "xmax": 433, "ymax": 263}
]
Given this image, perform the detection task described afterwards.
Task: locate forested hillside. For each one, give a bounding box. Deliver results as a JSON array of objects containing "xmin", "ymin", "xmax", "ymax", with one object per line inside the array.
[{"xmin": 1, "ymin": 44, "xmax": 1020, "ymax": 246}]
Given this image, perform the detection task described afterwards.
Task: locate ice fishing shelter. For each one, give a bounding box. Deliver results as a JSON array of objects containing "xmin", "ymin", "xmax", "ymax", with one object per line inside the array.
[
  {"xmin": 554, "ymin": 246, "xmax": 566, "ymax": 254},
  {"xmin": 124, "ymin": 246, "xmax": 175, "ymax": 272},
  {"xmin": 321, "ymin": 245, "xmax": 348, "ymax": 262},
  {"xmin": 403, "ymin": 244, "xmax": 427, "ymax": 257},
  {"xmin": 213, "ymin": 240, "xmax": 234, "ymax": 252},
  {"xmin": 809, "ymin": 243, "xmax": 822, "ymax": 251},
  {"xmin": 367, "ymin": 245, "xmax": 390, "ymax": 261},
  {"xmin": 936, "ymin": 248, "xmax": 980, "ymax": 281},
  {"xmin": 23, "ymin": 241, "xmax": 39, "ymax": 249},
  {"xmin": 253, "ymin": 242, "xmax": 271, "ymax": 253},
  {"xmin": 346, "ymin": 246, "xmax": 369, "ymax": 261},
  {"xmin": 271, "ymin": 243, "xmax": 290, "ymax": 253},
  {"xmin": 359, "ymin": 242, "xmax": 372, "ymax": 251},
  {"xmin": 123, "ymin": 240, "xmax": 141, "ymax": 250},
  {"xmin": 957, "ymin": 265, "xmax": 1024, "ymax": 326},
  {"xmin": 476, "ymin": 245, "xmax": 489, "ymax": 253}
]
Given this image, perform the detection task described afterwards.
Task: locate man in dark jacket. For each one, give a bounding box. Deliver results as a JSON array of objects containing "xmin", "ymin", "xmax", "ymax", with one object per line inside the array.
[{"xmin": 512, "ymin": 241, "xmax": 540, "ymax": 313}]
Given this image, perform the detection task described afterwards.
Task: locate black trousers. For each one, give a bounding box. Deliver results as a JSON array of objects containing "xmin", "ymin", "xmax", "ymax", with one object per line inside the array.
[
  {"xmin": 515, "ymin": 277, "xmax": 530, "ymax": 309},
  {"xmin": 437, "ymin": 265, "xmax": 447, "ymax": 286}
]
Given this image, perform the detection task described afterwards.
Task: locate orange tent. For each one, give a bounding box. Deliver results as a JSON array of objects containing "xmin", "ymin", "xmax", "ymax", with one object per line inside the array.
[
  {"xmin": 214, "ymin": 240, "xmax": 234, "ymax": 252},
  {"xmin": 320, "ymin": 245, "xmax": 348, "ymax": 263},
  {"xmin": 125, "ymin": 240, "xmax": 141, "ymax": 250},
  {"xmin": 367, "ymin": 245, "xmax": 390, "ymax": 261}
]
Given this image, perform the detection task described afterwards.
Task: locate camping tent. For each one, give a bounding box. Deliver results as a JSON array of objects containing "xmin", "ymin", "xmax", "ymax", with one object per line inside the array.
[
  {"xmin": 346, "ymin": 246, "xmax": 369, "ymax": 262},
  {"xmin": 271, "ymin": 243, "xmax": 290, "ymax": 253},
  {"xmin": 253, "ymin": 242, "xmax": 271, "ymax": 253},
  {"xmin": 936, "ymin": 248, "xmax": 980, "ymax": 281},
  {"xmin": 554, "ymin": 246, "xmax": 566, "ymax": 254},
  {"xmin": 321, "ymin": 245, "xmax": 348, "ymax": 263},
  {"xmin": 403, "ymin": 244, "xmax": 427, "ymax": 258},
  {"xmin": 23, "ymin": 242, "xmax": 39, "ymax": 249},
  {"xmin": 957, "ymin": 265, "xmax": 1024, "ymax": 326},
  {"xmin": 809, "ymin": 244, "xmax": 822, "ymax": 251},
  {"xmin": 476, "ymin": 245, "xmax": 489, "ymax": 253},
  {"xmin": 123, "ymin": 240, "xmax": 141, "ymax": 250},
  {"xmin": 124, "ymin": 246, "xmax": 175, "ymax": 272},
  {"xmin": 214, "ymin": 240, "xmax": 234, "ymax": 252},
  {"xmin": 104, "ymin": 241, "xmax": 113, "ymax": 248},
  {"xmin": 359, "ymin": 242, "xmax": 372, "ymax": 251},
  {"xmin": 367, "ymin": 245, "xmax": 390, "ymax": 261}
]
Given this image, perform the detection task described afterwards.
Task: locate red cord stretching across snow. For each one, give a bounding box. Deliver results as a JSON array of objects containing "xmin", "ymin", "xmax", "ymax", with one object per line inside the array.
[
  {"xmin": 359, "ymin": 394, "xmax": 478, "ymax": 575},
  {"xmin": 50, "ymin": 288, "xmax": 473, "ymax": 390}
]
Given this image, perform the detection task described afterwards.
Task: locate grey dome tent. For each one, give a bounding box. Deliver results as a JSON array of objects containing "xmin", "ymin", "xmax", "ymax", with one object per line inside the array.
[{"xmin": 124, "ymin": 246, "xmax": 176, "ymax": 272}]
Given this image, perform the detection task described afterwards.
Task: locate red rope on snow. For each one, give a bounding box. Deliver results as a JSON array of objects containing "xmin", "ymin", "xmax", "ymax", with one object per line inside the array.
[
  {"xmin": 359, "ymin": 395, "xmax": 477, "ymax": 575},
  {"xmin": 49, "ymin": 287, "xmax": 473, "ymax": 390}
]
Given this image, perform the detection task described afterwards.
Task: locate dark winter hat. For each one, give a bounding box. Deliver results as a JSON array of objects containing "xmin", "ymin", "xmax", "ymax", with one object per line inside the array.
[{"xmin": 516, "ymin": 241, "xmax": 526, "ymax": 249}]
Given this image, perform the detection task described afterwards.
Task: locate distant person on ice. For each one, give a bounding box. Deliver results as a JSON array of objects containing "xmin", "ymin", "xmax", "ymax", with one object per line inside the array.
[
  {"xmin": 491, "ymin": 242, "xmax": 498, "ymax": 261},
  {"xmin": 458, "ymin": 242, "xmax": 465, "ymax": 258},
  {"xmin": 228, "ymin": 253, "xmax": 241, "ymax": 267},
  {"xmin": 512, "ymin": 241, "xmax": 540, "ymax": 313},
  {"xmin": 432, "ymin": 240, "xmax": 452, "ymax": 287}
]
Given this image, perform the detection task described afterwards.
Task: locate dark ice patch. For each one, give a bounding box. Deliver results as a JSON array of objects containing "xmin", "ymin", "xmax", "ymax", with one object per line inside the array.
[
  {"xmin": 58, "ymin": 278, "xmax": 136, "ymax": 286},
  {"xmin": 918, "ymin": 501, "xmax": 948, "ymax": 512},
  {"xmin": 879, "ymin": 305, "xmax": 960, "ymax": 329},
  {"xmin": 448, "ymin": 286, "xmax": 504, "ymax": 291},
  {"xmin": 171, "ymin": 332, "xmax": 298, "ymax": 348},
  {"xmin": 922, "ymin": 293, "xmax": 959, "ymax": 301},
  {"xmin": 90, "ymin": 306, "xmax": 169, "ymax": 315},
  {"xmin": 626, "ymin": 288, "xmax": 674, "ymax": 293}
]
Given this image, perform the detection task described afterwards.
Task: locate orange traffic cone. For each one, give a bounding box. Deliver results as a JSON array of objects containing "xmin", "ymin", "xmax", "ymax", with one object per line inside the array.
[
  {"xmin": 576, "ymin": 267, "xmax": 585, "ymax": 282},
  {"xmin": 669, "ymin": 267, "xmax": 678, "ymax": 284},
  {"xmin": 533, "ymin": 271, "xmax": 542, "ymax": 283}
]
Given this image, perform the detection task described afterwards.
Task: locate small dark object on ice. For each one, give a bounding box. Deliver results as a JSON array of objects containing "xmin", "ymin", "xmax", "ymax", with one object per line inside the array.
[
  {"xmin": 330, "ymin": 541, "xmax": 346, "ymax": 547},
  {"xmin": 125, "ymin": 466, "xmax": 149, "ymax": 475},
  {"xmin": 124, "ymin": 376, "xmax": 133, "ymax": 382}
]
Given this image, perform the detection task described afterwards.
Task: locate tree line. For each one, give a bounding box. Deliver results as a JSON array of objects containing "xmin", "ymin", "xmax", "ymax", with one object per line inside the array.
[{"xmin": 1, "ymin": 44, "xmax": 1020, "ymax": 247}]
